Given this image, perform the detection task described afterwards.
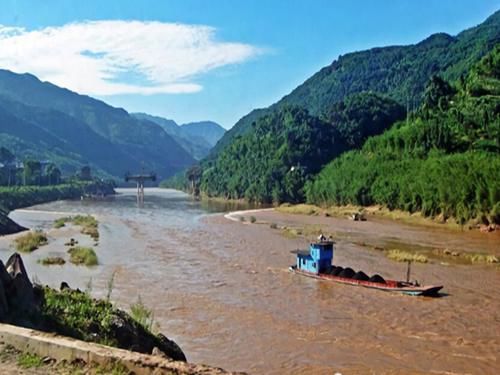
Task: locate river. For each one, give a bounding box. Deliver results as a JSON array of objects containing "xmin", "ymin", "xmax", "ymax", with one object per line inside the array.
[{"xmin": 0, "ymin": 188, "xmax": 499, "ymax": 374}]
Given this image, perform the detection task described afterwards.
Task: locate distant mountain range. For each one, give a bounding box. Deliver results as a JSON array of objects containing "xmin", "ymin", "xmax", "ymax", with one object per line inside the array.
[
  {"xmin": 132, "ymin": 113, "xmax": 225, "ymax": 160},
  {"xmin": 0, "ymin": 69, "xmax": 222, "ymax": 180}
]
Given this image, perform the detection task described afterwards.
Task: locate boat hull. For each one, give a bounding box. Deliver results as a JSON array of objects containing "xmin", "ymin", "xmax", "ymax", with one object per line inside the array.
[{"xmin": 289, "ymin": 266, "xmax": 442, "ymax": 296}]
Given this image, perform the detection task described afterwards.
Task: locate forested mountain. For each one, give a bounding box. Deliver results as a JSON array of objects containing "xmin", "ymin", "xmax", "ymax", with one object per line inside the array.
[
  {"xmin": 201, "ymin": 93, "xmax": 404, "ymax": 202},
  {"xmin": 192, "ymin": 10, "xmax": 500, "ymax": 223},
  {"xmin": 0, "ymin": 70, "xmax": 195, "ymax": 179},
  {"xmin": 133, "ymin": 113, "xmax": 225, "ymax": 160},
  {"xmin": 212, "ymin": 10, "xmax": 500, "ymax": 155},
  {"xmin": 307, "ymin": 47, "xmax": 500, "ymax": 224}
]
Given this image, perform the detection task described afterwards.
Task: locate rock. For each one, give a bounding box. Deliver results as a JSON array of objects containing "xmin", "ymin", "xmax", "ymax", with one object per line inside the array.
[
  {"xmin": 60, "ymin": 282, "xmax": 71, "ymax": 291},
  {"xmin": 0, "ymin": 260, "xmax": 11, "ymax": 287},
  {"xmin": 107, "ymin": 309, "xmax": 187, "ymax": 362},
  {"xmin": 0, "ymin": 275, "xmax": 9, "ymax": 319},
  {"xmin": 4, "ymin": 253, "xmax": 38, "ymax": 315},
  {"xmin": 157, "ymin": 333, "xmax": 187, "ymax": 362}
]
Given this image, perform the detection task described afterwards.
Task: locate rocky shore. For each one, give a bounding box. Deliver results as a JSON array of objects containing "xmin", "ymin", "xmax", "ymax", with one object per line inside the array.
[{"xmin": 0, "ymin": 253, "xmax": 185, "ymax": 362}]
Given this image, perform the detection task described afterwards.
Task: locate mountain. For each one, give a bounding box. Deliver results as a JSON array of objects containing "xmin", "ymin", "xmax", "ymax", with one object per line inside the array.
[
  {"xmin": 307, "ymin": 46, "xmax": 500, "ymax": 224},
  {"xmin": 180, "ymin": 121, "xmax": 226, "ymax": 147},
  {"xmin": 132, "ymin": 113, "xmax": 225, "ymax": 160},
  {"xmin": 196, "ymin": 9, "xmax": 500, "ymax": 207},
  {"xmin": 212, "ymin": 10, "xmax": 500, "ymax": 156},
  {"xmin": 200, "ymin": 93, "xmax": 404, "ymax": 202},
  {"xmin": 0, "ymin": 70, "xmax": 195, "ymax": 179}
]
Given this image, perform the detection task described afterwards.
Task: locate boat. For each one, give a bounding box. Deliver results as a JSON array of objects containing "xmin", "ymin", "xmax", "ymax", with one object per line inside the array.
[{"xmin": 289, "ymin": 238, "xmax": 443, "ymax": 296}]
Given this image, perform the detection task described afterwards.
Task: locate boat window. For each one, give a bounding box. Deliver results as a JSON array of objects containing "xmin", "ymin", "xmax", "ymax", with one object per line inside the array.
[{"xmin": 313, "ymin": 262, "xmax": 316, "ymax": 268}]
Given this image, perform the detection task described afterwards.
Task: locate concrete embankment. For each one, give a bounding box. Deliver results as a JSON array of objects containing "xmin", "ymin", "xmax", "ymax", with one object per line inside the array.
[{"xmin": 0, "ymin": 323, "xmax": 242, "ymax": 374}]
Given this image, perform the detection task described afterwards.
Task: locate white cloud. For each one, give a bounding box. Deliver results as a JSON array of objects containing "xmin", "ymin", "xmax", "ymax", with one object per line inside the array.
[{"xmin": 0, "ymin": 20, "xmax": 261, "ymax": 95}]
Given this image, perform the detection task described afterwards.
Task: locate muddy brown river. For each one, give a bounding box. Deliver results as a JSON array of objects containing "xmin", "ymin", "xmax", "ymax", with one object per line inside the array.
[{"xmin": 1, "ymin": 188, "xmax": 499, "ymax": 374}]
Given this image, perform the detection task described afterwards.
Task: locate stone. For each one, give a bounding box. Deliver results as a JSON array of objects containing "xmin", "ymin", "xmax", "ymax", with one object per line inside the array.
[{"xmin": 4, "ymin": 253, "xmax": 37, "ymax": 315}]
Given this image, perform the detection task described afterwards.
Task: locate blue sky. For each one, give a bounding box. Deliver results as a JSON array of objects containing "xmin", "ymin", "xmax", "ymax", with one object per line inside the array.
[{"xmin": 0, "ymin": 0, "xmax": 498, "ymax": 128}]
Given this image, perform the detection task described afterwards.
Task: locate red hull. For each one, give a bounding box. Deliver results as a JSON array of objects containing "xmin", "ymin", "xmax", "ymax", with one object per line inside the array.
[{"xmin": 289, "ymin": 266, "xmax": 442, "ymax": 296}]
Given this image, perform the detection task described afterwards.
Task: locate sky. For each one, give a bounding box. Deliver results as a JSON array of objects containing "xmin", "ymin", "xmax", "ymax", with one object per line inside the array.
[{"xmin": 0, "ymin": 0, "xmax": 498, "ymax": 129}]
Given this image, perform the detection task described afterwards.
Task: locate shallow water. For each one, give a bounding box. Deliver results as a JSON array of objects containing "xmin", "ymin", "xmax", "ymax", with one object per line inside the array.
[{"xmin": 1, "ymin": 188, "xmax": 499, "ymax": 374}]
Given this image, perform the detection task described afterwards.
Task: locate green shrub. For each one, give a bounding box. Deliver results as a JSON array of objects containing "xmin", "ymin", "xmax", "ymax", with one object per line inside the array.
[
  {"xmin": 39, "ymin": 256, "xmax": 66, "ymax": 265},
  {"xmin": 14, "ymin": 231, "xmax": 48, "ymax": 252},
  {"xmin": 68, "ymin": 247, "xmax": 98, "ymax": 266},
  {"xmin": 250, "ymin": 216, "xmax": 256, "ymax": 223}
]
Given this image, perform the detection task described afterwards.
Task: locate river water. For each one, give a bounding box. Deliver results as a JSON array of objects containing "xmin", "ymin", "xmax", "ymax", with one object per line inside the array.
[{"xmin": 0, "ymin": 188, "xmax": 499, "ymax": 374}]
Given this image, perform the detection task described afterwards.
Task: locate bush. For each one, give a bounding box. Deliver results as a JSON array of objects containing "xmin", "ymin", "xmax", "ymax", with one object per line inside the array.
[
  {"xmin": 250, "ymin": 216, "xmax": 256, "ymax": 223},
  {"xmin": 14, "ymin": 231, "xmax": 48, "ymax": 252},
  {"xmin": 68, "ymin": 247, "xmax": 98, "ymax": 266},
  {"xmin": 39, "ymin": 256, "xmax": 66, "ymax": 266},
  {"xmin": 386, "ymin": 250, "xmax": 428, "ymax": 263}
]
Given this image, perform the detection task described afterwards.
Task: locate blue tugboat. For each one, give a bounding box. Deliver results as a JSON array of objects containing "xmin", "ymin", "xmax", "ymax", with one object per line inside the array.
[{"xmin": 289, "ymin": 237, "xmax": 443, "ymax": 296}]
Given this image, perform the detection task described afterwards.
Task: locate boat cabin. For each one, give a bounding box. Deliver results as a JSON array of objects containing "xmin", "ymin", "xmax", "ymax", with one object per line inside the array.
[{"xmin": 292, "ymin": 240, "xmax": 334, "ymax": 274}]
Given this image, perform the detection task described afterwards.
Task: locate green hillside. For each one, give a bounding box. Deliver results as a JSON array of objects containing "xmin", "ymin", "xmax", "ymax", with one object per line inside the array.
[
  {"xmin": 201, "ymin": 93, "xmax": 404, "ymax": 203},
  {"xmin": 307, "ymin": 47, "xmax": 500, "ymax": 224},
  {"xmin": 0, "ymin": 70, "xmax": 195, "ymax": 179},
  {"xmin": 212, "ymin": 10, "xmax": 500, "ymax": 156}
]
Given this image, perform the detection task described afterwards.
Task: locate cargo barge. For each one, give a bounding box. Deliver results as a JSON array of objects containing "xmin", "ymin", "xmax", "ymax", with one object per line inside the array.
[{"xmin": 289, "ymin": 238, "xmax": 443, "ymax": 296}]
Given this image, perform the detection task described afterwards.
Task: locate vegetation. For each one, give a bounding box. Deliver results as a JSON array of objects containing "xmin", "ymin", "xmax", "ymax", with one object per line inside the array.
[
  {"xmin": 17, "ymin": 352, "xmax": 44, "ymax": 369},
  {"xmin": 386, "ymin": 250, "xmax": 429, "ymax": 263},
  {"xmin": 0, "ymin": 70, "xmax": 195, "ymax": 180},
  {"xmin": 53, "ymin": 215, "xmax": 99, "ymax": 240},
  {"xmin": 40, "ymin": 287, "xmax": 122, "ymax": 347},
  {"xmin": 14, "ymin": 231, "xmax": 48, "ymax": 252},
  {"xmin": 212, "ymin": 10, "xmax": 500, "ymax": 155},
  {"xmin": 130, "ymin": 296, "xmax": 155, "ymax": 332},
  {"xmin": 250, "ymin": 216, "xmax": 257, "ymax": 223},
  {"xmin": 68, "ymin": 247, "xmax": 98, "ymax": 266},
  {"xmin": 200, "ymin": 93, "xmax": 403, "ymax": 203},
  {"xmin": 39, "ymin": 256, "xmax": 66, "ymax": 266},
  {"xmin": 307, "ymin": 47, "xmax": 500, "ymax": 225},
  {"xmin": 38, "ymin": 287, "xmax": 186, "ymax": 361}
]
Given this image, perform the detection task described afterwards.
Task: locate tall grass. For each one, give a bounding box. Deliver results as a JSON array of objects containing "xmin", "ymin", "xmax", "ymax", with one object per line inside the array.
[{"xmin": 14, "ymin": 231, "xmax": 48, "ymax": 252}]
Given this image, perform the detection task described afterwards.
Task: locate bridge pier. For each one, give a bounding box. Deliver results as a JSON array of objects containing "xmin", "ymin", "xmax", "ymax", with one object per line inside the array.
[{"xmin": 125, "ymin": 172, "xmax": 156, "ymax": 206}]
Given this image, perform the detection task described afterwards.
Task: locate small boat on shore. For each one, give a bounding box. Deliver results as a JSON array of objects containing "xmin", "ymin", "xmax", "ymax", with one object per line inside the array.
[{"xmin": 289, "ymin": 238, "xmax": 443, "ymax": 296}]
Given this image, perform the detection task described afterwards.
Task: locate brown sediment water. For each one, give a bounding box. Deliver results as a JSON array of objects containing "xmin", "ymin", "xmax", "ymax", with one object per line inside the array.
[{"xmin": 1, "ymin": 188, "xmax": 499, "ymax": 374}]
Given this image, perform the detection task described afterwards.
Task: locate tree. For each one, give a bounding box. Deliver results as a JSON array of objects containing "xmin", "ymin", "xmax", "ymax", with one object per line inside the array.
[{"xmin": 23, "ymin": 159, "xmax": 41, "ymax": 186}]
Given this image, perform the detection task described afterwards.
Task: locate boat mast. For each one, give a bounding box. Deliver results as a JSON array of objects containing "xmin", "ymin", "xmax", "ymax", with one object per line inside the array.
[{"xmin": 406, "ymin": 260, "xmax": 412, "ymax": 283}]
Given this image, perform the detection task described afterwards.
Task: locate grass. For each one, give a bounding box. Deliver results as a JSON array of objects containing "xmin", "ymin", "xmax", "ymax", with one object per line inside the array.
[
  {"xmin": 53, "ymin": 218, "xmax": 66, "ymax": 228},
  {"xmin": 130, "ymin": 295, "xmax": 155, "ymax": 332},
  {"xmin": 17, "ymin": 352, "xmax": 44, "ymax": 369},
  {"xmin": 39, "ymin": 256, "xmax": 66, "ymax": 266},
  {"xmin": 54, "ymin": 215, "xmax": 99, "ymax": 240},
  {"xmin": 281, "ymin": 224, "xmax": 325, "ymax": 239},
  {"xmin": 68, "ymin": 246, "xmax": 98, "ymax": 266},
  {"xmin": 462, "ymin": 252, "xmax": 499, "ymax": 264},
  {"xmin": 386, "ymin": 249, "xmax": 428, "ymax": 263},
  {"xmin": 95, "ymin": 361, "xmax": 130, "ymax": 375},
  {"xmin": 14, "ymin": 231, "xmax": 48, "ymax": 252}
]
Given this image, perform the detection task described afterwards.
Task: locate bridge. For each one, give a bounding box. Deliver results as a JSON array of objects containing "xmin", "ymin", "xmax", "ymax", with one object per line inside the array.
[{"xmin": 124, "ymin": 172, "xmax": 156, "ymax": 204}]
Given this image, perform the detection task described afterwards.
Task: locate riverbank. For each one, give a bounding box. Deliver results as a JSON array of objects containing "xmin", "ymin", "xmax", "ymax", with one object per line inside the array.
[
  {"xmin": 276, "ymin": 203, "xmax": 499, "ymax": 232},
  {"xmin": 0, "ymin": 182, "xmax": 115, "ymax": 235}
]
